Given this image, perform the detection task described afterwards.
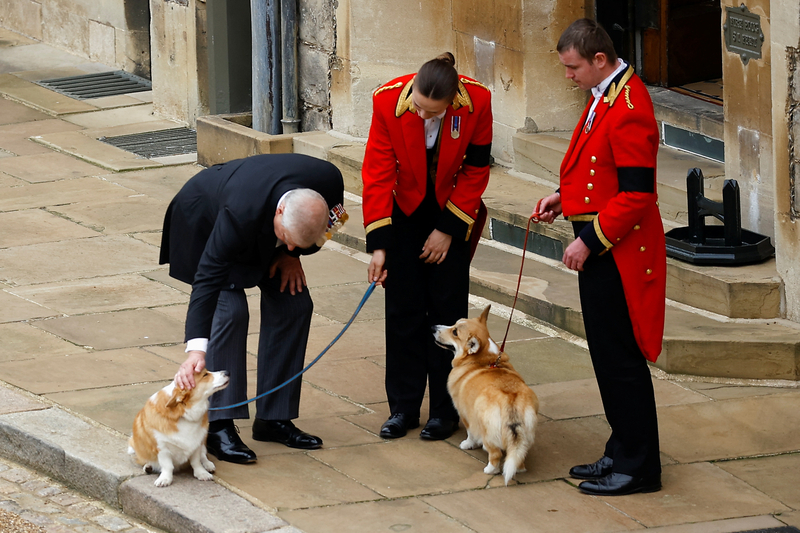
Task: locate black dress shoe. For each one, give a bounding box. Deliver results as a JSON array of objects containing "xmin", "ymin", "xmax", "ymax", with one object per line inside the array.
[
  {"xmin": 578, "ymin": 472, "xmax": 662, "ymax": 496},
  {"xmin": 380, "ymin": 414, "xmax": 420, "ymax": 439},
  {"xmin": 569, "ymin": 456, "xmax": 614, "ymax": 480},
  {"xmin": 419, "ymin": 418, "xmax": 459, "ymax": 440},
  {"xmin": 206, "ymin": 424, "xmax": 257, "ymax": 464},
  {"xmin": 252, "ymin": 419, "xmax": 323, "ymax": 449}
]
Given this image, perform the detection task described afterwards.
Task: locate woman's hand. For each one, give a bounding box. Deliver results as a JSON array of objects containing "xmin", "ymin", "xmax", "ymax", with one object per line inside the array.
[
  {"xmin": 368, "ymin": 249, "xmax": 389, "ymax": 286},
  {"xmin": 176, "ymin": 350, "xmax": 206, "ymax": 390},
  {"xmin": 420, "ymin": 229, "xmax": 452, "ymax": 264},
  {"xmin": 269, "ymin": 252, "xmax": 306, "ymax": 294}
]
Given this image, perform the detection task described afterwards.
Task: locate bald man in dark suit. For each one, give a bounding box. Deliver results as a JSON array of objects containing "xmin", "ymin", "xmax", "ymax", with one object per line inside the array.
[{"xmin": 160, "ymin": 153, "xmax": 345, "ymax": 463}]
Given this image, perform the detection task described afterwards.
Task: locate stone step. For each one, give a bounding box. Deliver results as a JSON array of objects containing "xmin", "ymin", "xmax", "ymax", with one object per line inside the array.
[{"xmin": 511, "ymin": 130, "xmax": 727, "ymax": 226}]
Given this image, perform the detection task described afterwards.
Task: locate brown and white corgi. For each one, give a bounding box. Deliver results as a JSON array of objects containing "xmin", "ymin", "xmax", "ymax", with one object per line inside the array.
[
  {"xmin": 128, "ymin": 369, "xmax": 229, "ymax": 487},
  {"xmin": 434, "ymin": 306, "xmax": 539, "ymax": 485}
]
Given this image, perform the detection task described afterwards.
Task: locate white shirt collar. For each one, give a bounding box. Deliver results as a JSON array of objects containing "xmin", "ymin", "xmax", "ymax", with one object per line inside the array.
[{"xmin": 591, "ymin": 59, "xmax": 628, "ymax": 100}]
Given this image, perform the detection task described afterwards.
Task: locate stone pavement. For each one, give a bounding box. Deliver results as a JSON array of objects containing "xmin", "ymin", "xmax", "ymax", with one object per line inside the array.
[{"xmin": 2, "ymin": 27, "xmax": 800, "ymax": 533}]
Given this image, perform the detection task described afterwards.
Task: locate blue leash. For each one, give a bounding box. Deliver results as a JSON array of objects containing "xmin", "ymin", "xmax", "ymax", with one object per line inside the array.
[{"xmin": 209, "ymin": 281, "xmax": 377, "ymax": 411}]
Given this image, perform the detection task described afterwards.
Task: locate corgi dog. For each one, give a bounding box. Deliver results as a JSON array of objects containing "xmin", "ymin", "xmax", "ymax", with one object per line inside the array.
[
  {"xmin": 433, "ymin": 306, "xmax": 539, "ymax": 485},
  {"xmin": 128, "ymin": 369, "xmax": 229, "ymax": 487}
]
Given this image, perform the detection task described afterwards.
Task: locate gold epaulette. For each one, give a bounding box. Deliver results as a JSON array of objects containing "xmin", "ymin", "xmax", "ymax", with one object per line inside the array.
[
  {"xmin": 395, "ymin": 78, "xmax": 416, "ymax": 117},
  {"xmin": 460, "ymin": 78, "xmax": 489, "ymax": 92},
  {"xmin": 451, "ymin": 80, "xmax": 474, "ymax": 113},
  {"xmin": 373, "ymin": 81, "xmax": 403, "ymax": 97},
  {"xmin": 604, "ymin": 66, "xmax": 634, "ymax": 107}
]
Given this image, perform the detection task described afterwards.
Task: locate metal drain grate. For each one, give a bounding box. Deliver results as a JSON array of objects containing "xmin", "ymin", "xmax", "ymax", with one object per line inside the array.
[
  {"xmin": 99, "ymin": 128, "xmax": 197, "ymax": 158},
  {"xmin": 36, "ymin": 71, "xmax": 151, "ymax": 99}
]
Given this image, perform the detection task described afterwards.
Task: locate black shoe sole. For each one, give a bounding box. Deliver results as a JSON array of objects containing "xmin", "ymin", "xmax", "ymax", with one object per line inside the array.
[
  {"xmin": 578, "ymin": 482, "xmax": 661, "ymax": 496},
  {"xmin": 206, "ymin": 448, "xmax": 257, "ymax": 464}
]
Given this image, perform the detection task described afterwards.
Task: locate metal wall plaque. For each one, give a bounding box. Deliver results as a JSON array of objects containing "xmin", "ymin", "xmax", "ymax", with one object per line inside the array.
[{"xmin": 723, "ymin": 5, "xmax": 764, "ymax": 64}]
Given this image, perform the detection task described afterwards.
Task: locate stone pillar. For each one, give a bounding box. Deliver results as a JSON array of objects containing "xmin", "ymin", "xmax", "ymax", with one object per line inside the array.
[
  {"xmin": 771, "ymin": 0, "xmax": 800, "ymax": 322},
  {"xmin": 721, "ymin": 0, "xmax": 774, "ymax": 239},
  {"xmin": 149, "ymin": 0, "xmax": 209, "ymax": 126}
]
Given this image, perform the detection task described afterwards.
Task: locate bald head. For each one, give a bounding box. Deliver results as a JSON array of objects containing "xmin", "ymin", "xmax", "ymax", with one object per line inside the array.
[{"xmin": 278, "ymin": 189, "xmax": 329, "ymax": 248}]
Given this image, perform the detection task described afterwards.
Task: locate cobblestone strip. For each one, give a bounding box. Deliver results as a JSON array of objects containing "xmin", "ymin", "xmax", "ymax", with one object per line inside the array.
[{"xmin": 0, "ymin": 456, "xmax": 164, "ymax": 533}]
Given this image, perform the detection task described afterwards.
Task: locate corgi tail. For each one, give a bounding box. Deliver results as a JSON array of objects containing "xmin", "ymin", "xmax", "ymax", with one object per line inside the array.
[{"xmin": 502, "ymin": 406, "xmax": 537, "ymax": 486}]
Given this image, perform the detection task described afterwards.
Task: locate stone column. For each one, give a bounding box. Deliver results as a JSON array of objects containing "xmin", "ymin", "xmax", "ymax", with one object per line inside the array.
[
  {"xmin": 149, "ymin": 0, "xmax": 209, "ymax": 126},
  {"xmin": 771, "ymin": 0, "xmax": 800, "ymax": 322}
]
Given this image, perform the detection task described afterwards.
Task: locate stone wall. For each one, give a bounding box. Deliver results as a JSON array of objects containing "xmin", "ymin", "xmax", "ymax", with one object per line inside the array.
[
  {"xmin": 330, "ymin": 0, "xmax": 586, "ymax": 161},
  {"xmin": 771, "ymin": 0, "xmax": 800, "ymax": 322},
  {"xmin": 0, "ymin": 0, "xmax": 151, "ymax": 78},
  {"xmin": 721, "ymin": 0, "xmax": 773, "ymax": 239},
  {"xmin": 298, "ymin": 0, "xmax": 336, "ymax": 131}
]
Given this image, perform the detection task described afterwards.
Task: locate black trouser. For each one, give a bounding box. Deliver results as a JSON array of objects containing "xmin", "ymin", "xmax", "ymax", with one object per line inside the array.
[
  {"xmin": 383, "ymin": 196, "xmax": 469, "ymax": 421},
  {"xmin": 575, "ymin": 223, "xmax": 661, "ymax": 477}
]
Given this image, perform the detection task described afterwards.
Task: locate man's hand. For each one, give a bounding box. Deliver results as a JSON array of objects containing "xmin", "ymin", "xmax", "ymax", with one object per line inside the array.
[
  {"xmin": 563, "ymin": 237, "xmax": 591, "ymax": 271},
  {"xmin": 269, "ymin": 252, "xmax": 306, "ymax": 294},
  {"xmin": 368, "ymin": 249, "xmax": 389, "ymax": 286},
  {"xmin": 534, "ymin": 192, "xmax": 563, "ymax": 224},
  {"xmin": 420, "ymin": 229, "xmax": 452, "ymax": 264},
  {"xmin": 176, "ymin": 350, "xmax": 206, "ymax": 390}
]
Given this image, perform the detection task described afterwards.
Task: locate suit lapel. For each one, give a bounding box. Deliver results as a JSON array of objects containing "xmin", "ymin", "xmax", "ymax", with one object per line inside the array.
[{"xmin": 400, "ymin": 111, "xmax": 427, "ymax": 193}]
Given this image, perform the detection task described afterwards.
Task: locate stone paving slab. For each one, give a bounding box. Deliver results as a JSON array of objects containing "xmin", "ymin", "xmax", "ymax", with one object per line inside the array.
[
  {"xmin": 61, "ymin": 104, "xmax": 161, "ymax": 129},
  {"xmin": 0, "ymin": 235, "xmax": 158, "ymax": 285},
  {"xmin": 0, "ymin": 208, "xmax": 99, "ymax": 248},
  {"xmin": 0, "ymin": 322, "xmax": 88, "ymax": 363},
  {"xmin": 100, "ymin": 165, "xmax": 200, "ymax": 202},
  {"xmin": 0, "ymin": 118, "xmax": 85, "ymax": 156},
  {"xmin": 9, "ymin": 274, "xmax": 187, "ymax": 316},
  {"xmin": 49, "ymin": 195, "xmax": 171, "ymax": 234},
  {"xmin": 0, "ymin": 289, "xmax": 57, "ymax": 324},
  {"xmin": 0, "ymin": 73, "xmax": 98, "ymax": 115},
  {"xmin": 0, "ymin": 151, "xmax": 103, "ymax": 183},
  {"xmin": 0, "ymin": 97, "xmax": 50, "ymax": 125},
  {"xmin": 0, "ymin": 347, "xmax": 177, "ymax": 394},
  {"xmin": 716, "ymin": 453, "xmax": 800, "ymax": 510},
  {"xmin": 0, "ymin": 176, "xmax": 134, "ymax": 213},
  {"xmin": 0, "ymin": 385, "xmax": 48, "ymax": 416}
]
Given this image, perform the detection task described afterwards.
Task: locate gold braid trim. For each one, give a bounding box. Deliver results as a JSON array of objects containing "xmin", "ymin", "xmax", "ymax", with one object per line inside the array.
[
  {"xmin": 446, "ymin": 200, "xmax": 475, "ymax": 240},
  {"xmin": 604, "ymin": 66, "xmax": 635, "ymax": 107},
  {"xmin": 593, "ymin": 217, "xmax": 614, "ymax": 249},
  {"xmin": 365, "ymin": 217, "xmax": 392, "ymax": 234},
  {"xmin": 395, "ymin": 78, "xmax": 416, "ymax": 117},
  {"xmin": 374, "ymin": 81, "xmax": 403, "ymax": 97},
  {"xmin": 624, "ymin": 85, "xmax": 634, "ymax": 109}
]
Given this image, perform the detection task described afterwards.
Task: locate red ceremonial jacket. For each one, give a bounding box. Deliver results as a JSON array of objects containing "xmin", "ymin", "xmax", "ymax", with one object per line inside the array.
[
  {"xmin": 361, "ymin": 73, "xmax": 493, "ymax": 252},
  {"xmin": 560, "ymin": 66, "xmax": 666, "ymax": 362}
]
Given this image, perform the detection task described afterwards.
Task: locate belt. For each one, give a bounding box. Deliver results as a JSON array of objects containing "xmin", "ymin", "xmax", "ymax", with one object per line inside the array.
[{"xmin": 566, "ymin": 214, "xmax": 597, "ymax": 222}]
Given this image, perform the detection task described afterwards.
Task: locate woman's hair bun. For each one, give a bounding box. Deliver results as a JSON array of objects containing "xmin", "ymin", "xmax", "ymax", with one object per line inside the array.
[{"xmin": 435, "ymin": 52, "xmax": 455, "ymax": 66}]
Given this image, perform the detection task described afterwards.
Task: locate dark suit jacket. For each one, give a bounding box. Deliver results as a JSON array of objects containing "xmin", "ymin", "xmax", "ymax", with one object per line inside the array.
[{"xmin": 159, "ymin": 153, "xmax": 344, "ymax": 341}]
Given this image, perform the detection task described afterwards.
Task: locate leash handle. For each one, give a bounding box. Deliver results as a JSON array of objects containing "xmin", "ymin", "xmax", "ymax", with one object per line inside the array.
[
  {"xmin": 209, "ymin": 281, "xmax": 377, "ymax": 411},
  {"xmin": 499, "ymin": 200, "xmax": 542, "ymax": 352}
]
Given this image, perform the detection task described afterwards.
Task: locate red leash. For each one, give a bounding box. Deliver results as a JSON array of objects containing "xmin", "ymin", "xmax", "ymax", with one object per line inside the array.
[{"xmin": 499, "ymin": 200, "xmax": 541, "ymax": 353}]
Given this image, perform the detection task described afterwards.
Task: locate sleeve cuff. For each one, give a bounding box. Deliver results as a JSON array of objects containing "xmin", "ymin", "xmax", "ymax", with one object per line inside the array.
[
  {"xmin": 366, "ymin": 223, "xmax": 392, "ymax": 253},
  {"xmin": 578, "ymin": 217, "xmax": 613, "ymax": 255},
  {"xmin": 186, "ymin": 338, "xmax": 208, "ymax": 353},
  {"xmin": 436, "ymin": 203, "xmax": 473, "ymax": 241}
]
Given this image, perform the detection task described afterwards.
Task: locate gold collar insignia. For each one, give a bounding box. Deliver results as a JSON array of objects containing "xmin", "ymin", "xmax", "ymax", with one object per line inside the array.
[
  {"xmin": 603, "ymin": 66, "xmax": 635, "ymax": 107},
  {"xmin": 395, "ymin": 77, "xmax": 476, "ymax": 118}
]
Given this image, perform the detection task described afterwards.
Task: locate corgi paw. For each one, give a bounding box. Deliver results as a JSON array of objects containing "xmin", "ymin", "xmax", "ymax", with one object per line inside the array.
[
  {"xmin": 460, "ymin": 438, "xmax": 480, "ymax": 450},
  {"xmin": 201, "ymin": 458, "xmax": 216, "ymax": 473},
  {"xmin": 484, "ymin": 463, "xmax": 501, "ymax": 475},
  {"xmin": 154, "ymin": 473, "xmax": 173, "ymax": 487},
  {"xmin": 193, "ymin": 469, "xmax": 214, "ymax": 481}
]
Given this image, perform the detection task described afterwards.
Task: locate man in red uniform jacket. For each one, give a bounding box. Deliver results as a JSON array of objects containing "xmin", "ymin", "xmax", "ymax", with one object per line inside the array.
[{"xmin": 535, "ymin": 19, "xmax": 666, "ymax": 496}]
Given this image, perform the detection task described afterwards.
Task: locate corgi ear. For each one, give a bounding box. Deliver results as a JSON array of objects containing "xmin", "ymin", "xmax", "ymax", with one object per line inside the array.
[
  {"xmin": 166, "ymin": 387, "xmax": 188, "ymax": 408},
  {"xmin": 467, "ymin": 336, "xmax": 481, "ymax": 355},
  {"xmin": 479, "ymin": 305, "xmax": 491, "ymax": 324}
]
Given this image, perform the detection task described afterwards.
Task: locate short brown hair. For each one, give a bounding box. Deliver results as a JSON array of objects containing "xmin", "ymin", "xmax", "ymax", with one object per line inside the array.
[
  {"xmin": 557, "ymin": 19, "xmax": 618, "ymax": 64},
  {"xmin": 415, "ymin": 52, "xmax": 459, "ymax": 102}
]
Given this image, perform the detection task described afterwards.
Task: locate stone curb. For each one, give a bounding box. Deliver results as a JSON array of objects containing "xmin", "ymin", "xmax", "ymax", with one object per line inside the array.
[{"xmin": 0, "ymin": 385, "xmax": 301, "ymax": 533}]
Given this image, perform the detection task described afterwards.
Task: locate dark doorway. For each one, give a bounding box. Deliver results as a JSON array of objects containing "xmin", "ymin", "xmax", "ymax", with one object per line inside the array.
[{"xmin": 596, "ymin": 0, "xmax": 722, "ymax": 100}]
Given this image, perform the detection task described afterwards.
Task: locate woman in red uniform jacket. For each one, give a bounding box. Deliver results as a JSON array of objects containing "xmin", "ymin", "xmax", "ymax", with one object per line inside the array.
[{"xmin": 362, "ymin": 53, "xmax": 492, "ymax": 440}]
